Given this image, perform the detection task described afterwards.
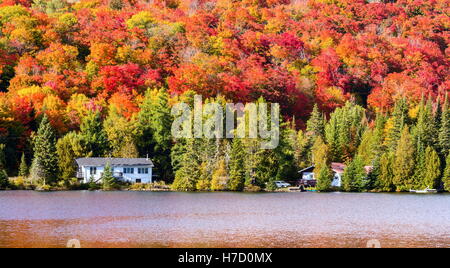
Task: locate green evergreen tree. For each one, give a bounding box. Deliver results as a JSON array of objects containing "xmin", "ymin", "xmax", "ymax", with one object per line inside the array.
[
  {"xmin": 31, "ymin": 115, "xmax": 58, "ymax": 185},
  {"xmin": 443, "ymin": 154, "xmax": 450, "ymax": 192},
  {"xmin": 294, "ymin": 130, "xmax": 311, "ymax": 169},
  {"xmin": 306, "ymin": 104, "xmax": 325, "ymax": 139},
  {"xmin": 136, "ymin": 88, "xmax": 173, "ymax": 182},
  {"xmin": 439, "ymin": 95, "xmax": 450, "ymax": 156},
  {"xmin": 413, "ymin": 97, "xmax": 436, "ymax": 151},
  {"xmin": 102, "ymin": 162, "xmax": 117, "ymax": 190},
  {"xmin": 422, "ymin": 146, "xmax": 441, "ymax": 189},
  {"xmin": 393, "ymin": 127, "xmax": 415, "ymax": 191},
  {"xmin": 18, "ymin": 153, "xmax": 28, "ymax": 177},
  {"xmin": 412, "ymin": 142, "xmax": 426, "ymax": 189},
  {"xmin": 316, "ymin": 163, "xmax": 333, "ymax": 192},
  {"xmin": 0, "ymin": 168, "xmax": 8, "ymax": 189},
  {"xmin": 171, "ymin": 139, "xmax": 200, "ymax": 191},
  {"xmin": 228, "ymin": 138, "xmax": 246, "ymax": 191},
  {"xmin": 389, "ymin": 99, "xmax": 409, "ymax": 151},
  {"xmin": 342, "ymin": 155, "xmax": 367, "ymax": 192},
  {"xmin": 378, "ymin": 152, "xmax": 395, "ymax": 192},
  {"xmin": 325, "ymin": 102, "xmax": 366, "ymax": 162},
  {"xmin": 80, "ymin": 111, "xmax": 109, "ymax": 157}
]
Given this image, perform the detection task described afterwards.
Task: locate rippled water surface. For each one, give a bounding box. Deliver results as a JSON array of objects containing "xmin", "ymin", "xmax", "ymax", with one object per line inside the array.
[{"xmin": 0, "ymin": 191, "xmax": 449, "ymax": 248}]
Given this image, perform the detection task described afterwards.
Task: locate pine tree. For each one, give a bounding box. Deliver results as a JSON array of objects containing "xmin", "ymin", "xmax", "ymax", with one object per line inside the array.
[
  {"xmin": 342, "ymin": 156, "xmax": 367, "ymax": 192},
  {"xmin": 306, "ymin": 104, "xmax": 325, "ymax": 139},
  {"xmin": 325, "ymin": 102, "xmax": 366, "ymax": 162},
  {"xmin": 0, "ymin": 168, "xmax": 8, "ymax": 189},
  {"xmin": 102, "ymin": 162, "xmax": 117, "ymax": 190},
  {"xmin": 443, "ymin": 154, "xmax": 450, "ymax": 192},
  {"xmin": 393, "ymin": 127, "xmax": 415, "ymax": 191},
  {"xmin": 378, "ymin": 152, "xmax": 395, "ymax": 192},
  {"xmin": 389, "ymin": 99, "xmax": 409, "ymax": 151},
  {"xmin": 150, "ymin": 89, "xmax": 174, "ymax": 181},
  {"xmin": 316, "ymin": 163, "xmax": 333, "ymax": 192},
  {"xmin": 136, "ymin": 88, "xmax": 173, "ymax": 182},
  {"xmin": 171, "ymin": 139, "xmax": 200, "ymax": 191},
  {"xmin": 412, "ymin": 142, "xmax": 426, "ymax": 190},
  {"xmin": 228, "ymin": 138, "xmax": 246, "ymax": 191},
  {"xmin": 80, "ymin": 111, "xmax": 109, "ymax": 157},
  {"xmin": 18, "ymin": 153, "xmax": 28, "ymax": 177},
  {"xmin": 439, "ymin": 95, "xmax": 450, "ymax": 156},
  {"xmin": 422, "ymin": 146, "xmax": 441, "ymax": 189},
  {"xmin": 413, "ymin": 97, "xmax": 436, "ymax": 151},
  {"xmin": 31, "ymin": 115, "xmax": 58, "ymax": 185}
]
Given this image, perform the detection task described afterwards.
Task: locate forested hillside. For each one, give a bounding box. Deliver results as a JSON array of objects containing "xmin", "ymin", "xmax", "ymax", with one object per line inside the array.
[{"xmin": 0, "ymin": 0, "xmax": 448, "ymax": 191}]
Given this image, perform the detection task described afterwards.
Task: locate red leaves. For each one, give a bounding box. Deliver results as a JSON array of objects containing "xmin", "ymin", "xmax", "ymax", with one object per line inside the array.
[{"xmin": 94, "ymin": 63, "xmax": 162, "ymax": 96}]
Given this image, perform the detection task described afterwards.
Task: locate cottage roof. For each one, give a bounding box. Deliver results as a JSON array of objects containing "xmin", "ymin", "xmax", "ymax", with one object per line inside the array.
[
  {"xmin": 76, "ymin": 158, "xmax": 154, "ymax": 167},
  {"xmin": 299, "ymin": 163, "xmax": 347, "ymax": 174}
]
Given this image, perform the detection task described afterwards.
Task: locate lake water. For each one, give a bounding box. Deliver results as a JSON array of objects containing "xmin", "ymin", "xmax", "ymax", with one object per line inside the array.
[{"xmin": 0, "ymin": 191, "xmax": 449, "ymax": 248}]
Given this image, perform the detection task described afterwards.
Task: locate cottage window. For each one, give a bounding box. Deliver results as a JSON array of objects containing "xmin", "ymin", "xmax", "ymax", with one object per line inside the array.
[
  {"xmin": 90, "ymin": 167, "xmax": 97, "ymax": 175},
  {"xmin": 124, "ymin": 168, "xmax": 134, "ymax": 174},
  {"xmin": 138, "ymin": 168, "xmax": 149, "ymax": 174}
]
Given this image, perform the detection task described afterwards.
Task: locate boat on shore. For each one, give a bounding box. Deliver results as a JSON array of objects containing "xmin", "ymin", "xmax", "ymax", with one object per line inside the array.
[{"xmin": 409, "ymin": 187, "xmax": 438, "ymax": 194}]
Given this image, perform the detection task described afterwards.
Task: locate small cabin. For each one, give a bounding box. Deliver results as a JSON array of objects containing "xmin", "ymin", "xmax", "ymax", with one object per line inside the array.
[
  {"xmin": 298, "ymin": 163, "xmax": 346, "ymax": 187},
  {"xmin": 298, "ymin": 163, "xmax": 373, "ymax": 188},
  {"xmin": 75, "ymin": 158, "xmax": 154, "ymax": 184}
]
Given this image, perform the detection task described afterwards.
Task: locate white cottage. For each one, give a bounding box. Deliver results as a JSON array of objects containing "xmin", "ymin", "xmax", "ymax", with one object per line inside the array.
[
  {"xmin": 76, "ymin": 158, "xmax": 154, "ymax": 184},
  {"xmin": 299, "ymin": 162, "xmax": 346, "ymax": 187}
]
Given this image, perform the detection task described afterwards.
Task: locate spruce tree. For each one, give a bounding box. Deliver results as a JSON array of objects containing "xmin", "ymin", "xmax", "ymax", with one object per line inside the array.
[
  {"xmin": 378, "ymin": 152, "xmax": 395, "ymax": 192},
  {"xmin": 422, "ymin": 147, "xmax": 441, "ymax": 189},
  {"xmin": 228, "ymin": 138, "xmax": 246, "ymax": 191},
  {"xmin": 171, "ymin": 139, "xmax": 200, "ymax": 191},
  {"xmin": 31, "ymin": 115, "xmax": 58, "ymax": 185},
  {"xmin": 389, "ymin": 99, "xmax": 409, "ymax": 151},
  {"xmin": 439, "ymin": 95, "xmax": 450, "ymax": 156},
  {"xmin": 413, "ymin": 98, "xmax": 436, "ymax": 151},
  {"xmin": 18, "ymin": 153, "xmax": 28, "ymax": 177},
  {"xmin": 325, "ymin": 102, "xmax": 366, "ymax": 162},
  {"xmin": 102, "ymin": 162, "xmax": 117, "ymax": 190},
  {"xmin": 316, "ymin": 163, "xmax": 333, "ymax": 192},
  {"xmin": 412, "ymin": 142, "xmax": 426, "ymax": 190},
  {"xmin": 150, "ymin": 89, "xmax": 174, "ymax": 181},
  {"xmin": 306, "ymin": 104, "xmax": 325, "ymax": 139},
  {"xmin": 80, "ymin": 111, "xmax": 109, "ymax": 157},
  {"xmin": 136, "ymin": 88, "xmax": 173, "ymax": 182},
  {"xmin": 342, "ymin": 156, "xmax": 367, "ymax": 192},
  {"xmin": 393, "ymin": 127, "xmax": 415, "ymax": 191},
  {"xmin": 443, "ymin": 154, "xmax": 450, "ymax": 192}
]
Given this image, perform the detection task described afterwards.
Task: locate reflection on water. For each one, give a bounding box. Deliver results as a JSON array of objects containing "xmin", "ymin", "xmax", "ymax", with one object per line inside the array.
[{"xmin": 0, "ymin": 191, "xmax": 449, "ymax": 248}]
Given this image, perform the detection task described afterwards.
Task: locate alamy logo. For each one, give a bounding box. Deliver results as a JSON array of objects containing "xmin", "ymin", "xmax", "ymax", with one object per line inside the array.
[{"xmin": 171, "ymin": 95, "xmax": 280, "ymax": 149}]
